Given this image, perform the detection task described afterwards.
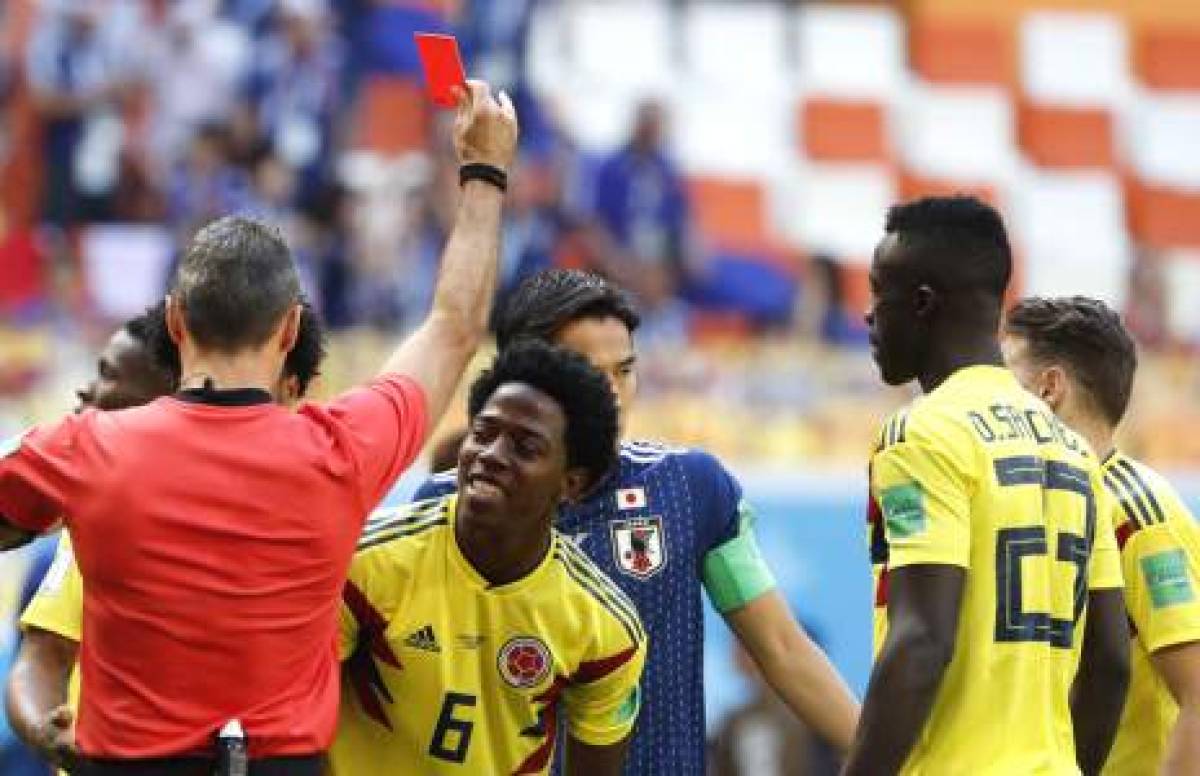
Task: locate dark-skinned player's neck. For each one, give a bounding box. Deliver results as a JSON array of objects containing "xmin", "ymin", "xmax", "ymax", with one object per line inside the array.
[
  {"xmin": 917, "ymin": 335, "xmax": 1005, "ymax": 394},
  {"xmin": 455, "ymin": 508, "xmax": 553, "ymax": 588}
]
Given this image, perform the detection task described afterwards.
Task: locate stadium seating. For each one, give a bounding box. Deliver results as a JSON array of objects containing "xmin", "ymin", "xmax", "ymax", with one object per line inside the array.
[{"xmin": 536, "ymin": 0, "xmax": 1200, "ymax": 334}]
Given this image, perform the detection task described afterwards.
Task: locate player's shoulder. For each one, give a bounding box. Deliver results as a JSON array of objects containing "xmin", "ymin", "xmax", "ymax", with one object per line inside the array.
[
  {"xmin": 1103, "ymin": 451, "xmax": 1189, "ymax": 527},
  {"xmin": 552, "ymin": 535, "xmax": 646, "ymax": 648},
  {"xmin": 874, "ymin": 394, "xmax": 974, "ymax": 456},
  {"xmin": 355, "ymin": 495, "xmax": 452, "ymax": 556},
  {"xmin": 620, "ymin": 439, "xmax": 730, "ymax": 479},
  {"xmin": 874, "ymin": 402, "xmax": 916, "ymax": 453},
  {"xmin": 619, "ymin": 439, "xmax": 689, "ymax": 466}
]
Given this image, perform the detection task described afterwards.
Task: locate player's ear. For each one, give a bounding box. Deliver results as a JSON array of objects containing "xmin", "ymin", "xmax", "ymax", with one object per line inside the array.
[
  {"xmin": 1040, "ymin": 364, "xmax": 1069, "ymax": 411},
  {"xmin": 561, "ymin": 467, "xmax": 590, "ymax": 505},
  {"xmin": 913, "ymin": 283, "xmax": 938, "ymax": 319}
]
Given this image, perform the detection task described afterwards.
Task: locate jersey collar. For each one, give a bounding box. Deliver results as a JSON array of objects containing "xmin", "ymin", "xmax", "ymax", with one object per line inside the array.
[
  {"xmin": 175, "ymin": 387, "xmax": 273, "ymax": 406},
  {"xmin": 938, "ymin": 364, "xmax": 1015, "ymax": 392}
]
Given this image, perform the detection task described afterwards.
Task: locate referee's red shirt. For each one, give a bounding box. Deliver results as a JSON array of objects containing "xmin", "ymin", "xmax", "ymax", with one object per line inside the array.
[{"xmin": 0, "ymin": 376, "xmax": 426, "ymax": 759}]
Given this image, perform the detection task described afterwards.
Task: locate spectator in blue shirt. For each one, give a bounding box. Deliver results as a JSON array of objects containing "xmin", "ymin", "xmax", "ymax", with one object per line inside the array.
[
  {"xmin": 25, "ymin": 1, "xmax": 128, "ymax": 226},
  {"xmin": 243, "ymin": 0, "xmax": 344, "ymax": 197},
  {"xmin": 591, "ymin": 100, "xmax": 692, "ymax": 312}
]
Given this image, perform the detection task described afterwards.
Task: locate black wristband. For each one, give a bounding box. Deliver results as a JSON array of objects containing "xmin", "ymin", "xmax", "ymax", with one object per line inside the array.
[{"xmin": 459, "ymin": 163, "xmax": 508, "ymax": 192}]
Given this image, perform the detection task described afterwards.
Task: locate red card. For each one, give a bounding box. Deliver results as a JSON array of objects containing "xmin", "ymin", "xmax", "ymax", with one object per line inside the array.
[{"xmin": 414, "ymin": 33, "xmax": 466, "ymax": 109}]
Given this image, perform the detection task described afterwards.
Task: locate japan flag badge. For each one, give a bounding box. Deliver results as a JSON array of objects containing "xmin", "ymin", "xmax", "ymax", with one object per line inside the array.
[{"xmin": 616, "ymin": 487, "xmax": 647, "ymax": 511}]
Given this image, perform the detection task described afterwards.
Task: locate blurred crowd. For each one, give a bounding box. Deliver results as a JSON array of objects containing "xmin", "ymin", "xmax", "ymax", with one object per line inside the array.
[
  {"xmin": 5, "ymin": 0, "xmax": 1200, "ymax": 470},
  {"xmin": 0, "ymin": 0, "xmax": 854, "ymax": 346}
]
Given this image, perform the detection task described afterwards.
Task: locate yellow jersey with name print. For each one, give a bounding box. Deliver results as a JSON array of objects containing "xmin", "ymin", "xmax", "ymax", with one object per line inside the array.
[
  {"xmin": 1102, "ymin": 451, "xmax": 1200, "ymax": 776},
  {"xmin": 329, "ymin": 495, "xmax": 647, "ymax": 776},
  {"xmin": 868, "ymin": 365, "xmax": 1122, "ymax": 775}
]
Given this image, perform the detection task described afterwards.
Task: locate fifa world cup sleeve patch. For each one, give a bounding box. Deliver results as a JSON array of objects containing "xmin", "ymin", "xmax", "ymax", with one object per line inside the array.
[
  {"xmin": 1141, "ymin": 549, "xmax": 1195, "ymax": 609},
  {"xmin": 881, "ymin": 483, "xmax": 926, "ymax": 539}
]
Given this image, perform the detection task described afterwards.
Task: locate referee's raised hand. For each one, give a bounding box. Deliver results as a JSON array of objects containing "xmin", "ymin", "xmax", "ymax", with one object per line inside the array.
[{"xmin": 452, "ymin": 79, "xmax": 519, "ymax": 172}]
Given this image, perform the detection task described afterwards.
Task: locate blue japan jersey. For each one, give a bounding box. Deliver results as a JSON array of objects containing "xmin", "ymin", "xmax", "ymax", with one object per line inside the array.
[{"xmin": 413, "ymin": 440, "xmax": 750, "ymax": 775}]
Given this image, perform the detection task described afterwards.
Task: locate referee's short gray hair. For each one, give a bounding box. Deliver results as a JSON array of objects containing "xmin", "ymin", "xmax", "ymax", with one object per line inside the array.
[{"xmin": 172, "ymin": 216, "xmax": 300, "ymax": 352}]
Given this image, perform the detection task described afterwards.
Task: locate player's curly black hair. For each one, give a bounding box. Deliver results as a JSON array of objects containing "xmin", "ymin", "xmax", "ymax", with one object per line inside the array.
[
  {"xmin": 141, "ymin": 298, "xmax": 326, "ymax": 397},
  {"xmin": 1005, "ymin": 296, "xmax": 1137, "ymax": 426},
  {"xmin": 468, "ymin": 340, "xmax": 618, "ymax": 480},
  {"xmin": 885, "ymin": 196, "xmax": 1012, "ymax": 298},
  {"xmin": 495, "ymin": 269, "xmax": 640, "ymax": 350},
  {"xmin": 120, "ymin": 307, "xmax": 179, "ymax": 388}
]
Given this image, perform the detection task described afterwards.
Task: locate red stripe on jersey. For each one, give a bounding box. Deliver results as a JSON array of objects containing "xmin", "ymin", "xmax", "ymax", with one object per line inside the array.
[
  {"xmin": 1115, "ymin": 519, "xmax": 1137, "ymax": 550},
  {"xmin": 342, "ymin": 581, "xmax": 402, "ymax": 730},
  {"xmin": 572, "ymin": 646, "xmax": 638, "ymax": 684},
  {"xmin": 875, "ymin": 566, "xmax": 889, "ymax": 607},
  {"xmin": 868, "ymin": 494, "xmax": 882, "ymax": 525},
  {"xmin": 512, "ymin": 676, "xmax": 569, "ymax": 775}
]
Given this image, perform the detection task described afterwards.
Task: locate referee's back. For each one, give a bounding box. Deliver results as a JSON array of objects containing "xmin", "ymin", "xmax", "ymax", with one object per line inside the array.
[{"xmin": 2, "ymin": 374, "xmax": 426, "ymax": 758}]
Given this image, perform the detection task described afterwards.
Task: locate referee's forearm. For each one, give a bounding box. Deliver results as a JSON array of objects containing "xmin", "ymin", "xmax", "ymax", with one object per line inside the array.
[{"xmin": 429, "ymin": 181, "xmax": 505, "ymax": 343}]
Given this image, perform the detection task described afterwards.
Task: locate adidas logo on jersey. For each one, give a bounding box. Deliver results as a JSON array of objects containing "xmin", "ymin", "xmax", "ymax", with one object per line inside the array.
[{"xmin": 403, "ymin": 625, "xmax": 441, "ymax": 653}]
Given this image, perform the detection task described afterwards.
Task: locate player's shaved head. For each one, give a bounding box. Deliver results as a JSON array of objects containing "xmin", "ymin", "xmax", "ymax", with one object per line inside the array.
[
  {"xmin": 171, "ymin": 216, "xmax": 301, "ymax": 352},
  {"xmin": 867, "ymin": 196, "xmax": 1013, "ymax": 387},
  {"xmin": 882, "ymin": 196, "xmax": 1011, "ymax": 303}
]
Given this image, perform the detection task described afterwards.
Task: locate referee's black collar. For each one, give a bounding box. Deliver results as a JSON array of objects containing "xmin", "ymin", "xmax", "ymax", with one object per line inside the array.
[{"xmin": 175, "ymin": 385, "xmax": 273, "ymax": 407}]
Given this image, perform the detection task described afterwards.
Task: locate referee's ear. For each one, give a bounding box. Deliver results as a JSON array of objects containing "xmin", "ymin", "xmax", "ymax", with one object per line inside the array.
[
  {"xmin": 274, "ymin": 303, "xmax": 303, "ymax": 356},
  {"xmin": 165, "ymin": 295, "xmax": 186, "ymax": 347}
]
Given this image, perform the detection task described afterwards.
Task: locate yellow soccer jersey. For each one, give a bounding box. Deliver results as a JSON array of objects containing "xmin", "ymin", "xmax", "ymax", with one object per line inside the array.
[
  {"xmin": 1101, "ymin": 451, "xmax": 1200, "ymax": 776},
  {"xmin": 18, "ymin": 531, "xmax": 84, "ymax": 776},
  {"xmin": 868, "ymin": 366, "xmax": 1122, "ymax": 775},
  {"xmin": 330, "ymin": 495, "xmax": 647, "ymax": 776}
]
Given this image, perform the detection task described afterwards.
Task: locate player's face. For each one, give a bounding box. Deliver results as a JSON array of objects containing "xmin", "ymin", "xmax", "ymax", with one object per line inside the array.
[
  {"xmin": 865, "ymin": 234, "xmax": 924, "ymax": 386},
  {"xmin": 75, "ymin": 330, "xmax": 173, "ymax": 412},
  {"xmin": 457, "ymin": 383, "xmax": 583, "ymax": 529},
  {"xmin": 554, "ymin": 316, "xmax": 636, "ymax": 436}
]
